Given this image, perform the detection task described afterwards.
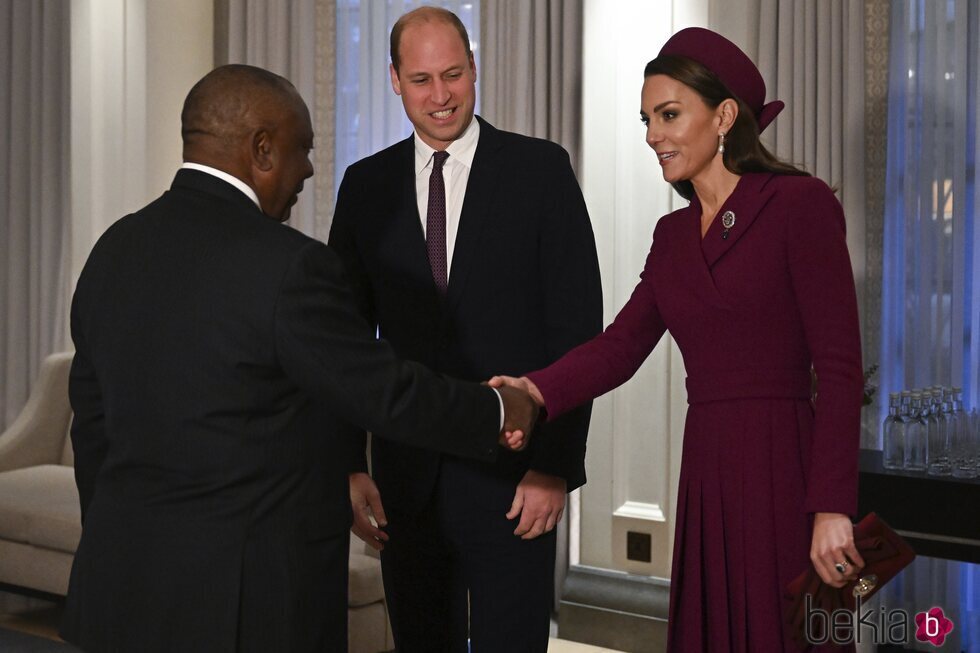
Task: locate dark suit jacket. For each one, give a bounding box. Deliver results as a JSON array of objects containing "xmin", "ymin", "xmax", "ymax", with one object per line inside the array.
[
  {"xmin": 62, "ymin": 169, "xmax": 503, "ymax": 652},
  {"xmin": 329, "ymin": 117, "xmax": 602, "ymax": 515}
]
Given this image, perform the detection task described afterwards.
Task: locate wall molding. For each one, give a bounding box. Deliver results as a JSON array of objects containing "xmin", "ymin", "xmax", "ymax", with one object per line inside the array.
[{"xmin": 613, "ymin": 501, "xmax": 666, "ymax": 522}]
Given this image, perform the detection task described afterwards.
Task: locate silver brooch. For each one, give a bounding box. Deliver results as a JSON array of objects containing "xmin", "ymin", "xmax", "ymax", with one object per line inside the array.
[{"xmin": 721, "ymin": 211, "xmax": 736, "ymax": 229}]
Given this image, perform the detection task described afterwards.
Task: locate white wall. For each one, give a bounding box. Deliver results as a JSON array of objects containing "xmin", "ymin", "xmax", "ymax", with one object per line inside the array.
[
  {"xmin": 577, "ymin": 0, "xmax": 709, "ymax": 577},
  {"xmin": 70, "ymin": 0, "xmax": 213, "ymax": 291}
]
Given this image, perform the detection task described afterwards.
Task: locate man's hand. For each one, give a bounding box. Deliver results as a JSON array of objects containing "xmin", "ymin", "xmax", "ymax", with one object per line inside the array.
[
  {"xmin": 507, "ymin": 470, "xmax": 567, "ymax": 540},
  {"xmin": 496, "ymin": 384, "xmax": 539, "ymax": 451},
  {"xmin": 810, "ymin": 512, "xmax": 865, "ymax": 588},
  {"xmin": 349, "ymin": 472, "xmax": 389, "ymax": 551},
  {"xmin": 488, "ymin": 375, "xmax": 545, "ymax": 407}
]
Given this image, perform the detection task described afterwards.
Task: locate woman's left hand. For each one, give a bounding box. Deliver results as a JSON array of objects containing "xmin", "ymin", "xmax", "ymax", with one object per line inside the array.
[{"xmin": 810, "ymin": 512, "xmax": 865, "ymax": 588}]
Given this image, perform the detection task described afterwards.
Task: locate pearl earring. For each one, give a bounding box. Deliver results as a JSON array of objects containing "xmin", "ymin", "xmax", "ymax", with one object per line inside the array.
[{"xmin": 718, "ymin": 132, "xmax": 726, "ymax": 154}]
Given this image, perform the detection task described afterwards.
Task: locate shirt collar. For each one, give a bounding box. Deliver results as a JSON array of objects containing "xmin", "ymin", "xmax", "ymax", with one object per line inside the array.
[
  {"xmin": 413, "ymin": 116, "xmax": 481, "ymax": 176},
  {"xmin": 180, "ymin": 162, "xmax": 262, "ymax": 211}
]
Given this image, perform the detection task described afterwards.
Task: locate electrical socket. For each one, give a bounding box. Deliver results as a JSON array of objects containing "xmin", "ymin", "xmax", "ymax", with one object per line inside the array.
[{"xmin": 627, "ymin": 530, "xmax": 652, "ymax": 563}]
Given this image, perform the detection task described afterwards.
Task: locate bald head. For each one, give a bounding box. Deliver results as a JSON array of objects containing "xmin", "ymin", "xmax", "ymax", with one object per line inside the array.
[
  {"xmin": 181, "ymin": 64, "xmax": 303, "ymax": 161},
  {"xmin": 180, "ymin": 64, "xmax": 314, "ymax": 221}
]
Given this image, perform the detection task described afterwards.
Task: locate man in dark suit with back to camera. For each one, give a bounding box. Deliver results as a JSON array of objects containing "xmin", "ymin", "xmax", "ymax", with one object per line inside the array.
[
  {"xmin": 329, "ymin": 7, "xmax": 602, "ymax": 651},
  {"xmin": 62, "ymin": 64, "xmax": 538, "ymax": 653}
]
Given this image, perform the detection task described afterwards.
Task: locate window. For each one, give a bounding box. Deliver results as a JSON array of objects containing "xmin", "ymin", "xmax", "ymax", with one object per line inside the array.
[
  {"xmin": 881, "ymin": 0, "xmax": 978, "ymax": 403},
  {"xmin": 879, "ymin": 2, "xmax": 979, "ymax": 648}
]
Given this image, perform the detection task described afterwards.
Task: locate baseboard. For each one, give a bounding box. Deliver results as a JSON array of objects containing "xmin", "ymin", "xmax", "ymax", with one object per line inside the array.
[{"xmin": 557, "ymin": 565, "xmax": 669, "ymax": 653}]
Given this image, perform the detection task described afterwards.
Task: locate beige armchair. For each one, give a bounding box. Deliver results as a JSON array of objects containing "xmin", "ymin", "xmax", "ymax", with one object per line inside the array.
[
  {"xmin": 0, "ymin": 352, "xmax": 394, "ymax": 652},
  {"xmin": 0, "ymin": 351, "xmax": 77, "ymax": 597},
  {"xmin": 348, "ymin": 534, "xmax": 395, "ymax": 652}
]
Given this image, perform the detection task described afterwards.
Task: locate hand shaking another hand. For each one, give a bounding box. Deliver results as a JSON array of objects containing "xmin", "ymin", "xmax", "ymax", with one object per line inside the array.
[
  {"xmin": 494, "ymin": 384, "xmax": 540, "ymax": 452},
  {"xmin": 488, "ymin": 375, "xmax": 546, "ymax": 407}
]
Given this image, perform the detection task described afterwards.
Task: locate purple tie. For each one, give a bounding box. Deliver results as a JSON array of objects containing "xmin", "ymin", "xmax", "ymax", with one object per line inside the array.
[{"xmin": 426, "ymin": 151, "xmax": 450, "ymax": 295}]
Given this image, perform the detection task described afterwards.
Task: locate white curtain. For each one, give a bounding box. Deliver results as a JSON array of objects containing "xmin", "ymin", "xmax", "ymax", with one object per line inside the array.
[
  {"xmin": 334, "ymin": 0, "xmax": 480, "ymax": 197},
  {"xmin": 480, "ymin": 0, "xmax": 583, "ymax": 170},
  {"xmin": 0, "ymin": 0, "xmax": 71, "ymax": 429},
  {"xmin": 215, "ymin": 0, "xmax": 335, "ymax": 241},
  {"xmin": 875, "ymin": 2, "xmax": 980, "ymax": 651},
  {"xmin": 755, "ymin": 1, "xmax": 866, "ymax": 199}
]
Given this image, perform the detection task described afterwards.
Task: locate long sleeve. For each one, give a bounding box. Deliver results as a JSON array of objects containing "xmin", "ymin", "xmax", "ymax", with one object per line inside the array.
[
  {"xmin": 525, "ymin": 148, "xmax": 603, "ymax": 488},
  {"xmin": 326, "ymin": 168, "xmax": 375, "ymax": 473},
  {"xmin": 68, "ymin": 306, "xmax": 108, "ymax": 524},
  {"xmin": 527, "ymin": 224, "xmax": 669, "ymax": 419},
  {"xmin": 786, "ymin": 181, "xmax": 863, "ymax": 516},
  {"xmin": 275, "ymin": 241, "xmax": 502, "ymax": 462}
]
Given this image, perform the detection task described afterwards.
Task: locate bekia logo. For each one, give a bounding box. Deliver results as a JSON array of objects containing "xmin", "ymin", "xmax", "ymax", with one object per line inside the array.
[
  {"xmin": 805, "ymin": 595, "xmax": 955, "ymax": 646},
  {"xmin": 915, "ymin": 607, "xmax": 954, "ymax": 646}
]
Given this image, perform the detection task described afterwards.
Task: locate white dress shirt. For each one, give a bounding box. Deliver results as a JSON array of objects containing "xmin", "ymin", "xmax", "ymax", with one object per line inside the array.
[{"xmin": 414, "ymin": 117, "xmax": 480, "ymax": 277}]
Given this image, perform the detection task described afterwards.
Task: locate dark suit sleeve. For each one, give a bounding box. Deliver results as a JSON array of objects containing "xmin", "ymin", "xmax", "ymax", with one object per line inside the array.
[
  {"xmin": 275, "ymin": 240, "xmax": 502, "ymax": 462},
  {"xmin": 68, "ymin": 299, "xmax": 108, "ymax": 524},
  {"xmin": 326, "ymin": 167, "xmax": 374, "ymax": 473},
  {"xmin": 526, "ymin": 149, "xmax": 603, "ymax": 490}
]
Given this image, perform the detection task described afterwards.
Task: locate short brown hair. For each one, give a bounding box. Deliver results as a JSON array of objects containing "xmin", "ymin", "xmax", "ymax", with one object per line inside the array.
[{"xmin": 390, "ymin": 6, "xmax": 471, "ymax": 74}]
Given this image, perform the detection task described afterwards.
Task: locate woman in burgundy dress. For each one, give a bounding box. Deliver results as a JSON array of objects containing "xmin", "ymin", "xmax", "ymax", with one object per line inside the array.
[{"xmin": 491, "ymin": 28, "xmax": 865, "ymax": 651}]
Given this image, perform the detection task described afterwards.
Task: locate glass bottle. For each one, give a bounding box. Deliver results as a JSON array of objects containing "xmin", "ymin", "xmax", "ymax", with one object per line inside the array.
[
  {"xmin": 927, "ymin": 388, "xmax": 951, "ymax": 476},
  {"xmin": 905, "ymin": 391, "xmax": 928, "ymax": 471},
  {"xmin": 951, "ymin": 388, "xmax": 977, "ymax": 478},
  {"xmin": 882, "ymin": 392, "xmax": 904, "ymax": 470}
]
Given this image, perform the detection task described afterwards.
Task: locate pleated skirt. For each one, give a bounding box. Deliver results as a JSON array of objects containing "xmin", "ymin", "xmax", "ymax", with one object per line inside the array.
[{"xmin": 665, "ymin": 398, "xmax": 853, "ymax": 652}]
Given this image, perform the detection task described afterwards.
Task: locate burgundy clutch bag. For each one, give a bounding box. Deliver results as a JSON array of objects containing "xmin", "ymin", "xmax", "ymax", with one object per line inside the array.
[{"xmin": 783, "ymin": 513, "xmax": 916, "ymax": 647}]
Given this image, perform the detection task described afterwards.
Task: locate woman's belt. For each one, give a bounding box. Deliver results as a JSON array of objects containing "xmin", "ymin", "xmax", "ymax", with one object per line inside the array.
[{"xmin": 685, "ymin": 368, "xmax": 811, "ymax": 404}]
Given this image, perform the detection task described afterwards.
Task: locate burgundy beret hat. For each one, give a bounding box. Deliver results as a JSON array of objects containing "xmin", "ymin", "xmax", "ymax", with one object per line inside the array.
[{"xmin": 658, "ymin": 27, "xmax": 784, "ymax": 132}]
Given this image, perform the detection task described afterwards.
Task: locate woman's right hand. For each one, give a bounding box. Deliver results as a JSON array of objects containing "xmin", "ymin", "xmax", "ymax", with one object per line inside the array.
[{"xmin": 488, "ymin": 375, "xmax": 546, "ymax": 407}]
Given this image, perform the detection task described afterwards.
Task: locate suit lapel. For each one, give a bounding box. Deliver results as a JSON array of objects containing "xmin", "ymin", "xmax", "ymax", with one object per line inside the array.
[
  {"xmin": 389, "ymin": 137, "xmax": 441, "ymax": 299},
  {"xmin": 699, "ymin": 172, "xmax": 776, "ymax": 268},
  {"xmin": 674, "ymin": 198, "xmax": 728, "ymax": 308},
  {"xmin": 446, "ymin": 117, "xmax": 504, "ymax": 312}
]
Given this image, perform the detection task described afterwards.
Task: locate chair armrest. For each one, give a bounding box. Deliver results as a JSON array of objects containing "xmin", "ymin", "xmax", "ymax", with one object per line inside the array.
[{"xmin": 0, "ymin": 352, "xmax": 74, "ymax": 472}]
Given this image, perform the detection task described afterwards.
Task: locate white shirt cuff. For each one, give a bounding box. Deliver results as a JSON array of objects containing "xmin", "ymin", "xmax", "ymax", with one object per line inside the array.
[{"xmin": 492, "ymin": 387, "xmax": 504, "ymax": 431}]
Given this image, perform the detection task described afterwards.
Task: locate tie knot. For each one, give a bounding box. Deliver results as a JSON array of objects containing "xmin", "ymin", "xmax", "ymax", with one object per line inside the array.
[{"xmin": 432, "ymin": 150, "xmax": 449, "ymax": 171}]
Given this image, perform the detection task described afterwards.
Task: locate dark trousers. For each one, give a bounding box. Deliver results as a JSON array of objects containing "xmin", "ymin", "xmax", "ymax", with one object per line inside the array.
[{"xmin": 380, "ymin": 458, "xmax": 556, "ymax": 653}]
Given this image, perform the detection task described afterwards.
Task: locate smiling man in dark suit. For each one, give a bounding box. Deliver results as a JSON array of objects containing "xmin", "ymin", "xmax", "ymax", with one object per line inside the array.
[
  {"xmin": 61, "ymin": 64, "xmax": 538, "ymax": 653},
  {"xmin": 328, "ymin": 7, "xmax": 602, "ymax": 651}
]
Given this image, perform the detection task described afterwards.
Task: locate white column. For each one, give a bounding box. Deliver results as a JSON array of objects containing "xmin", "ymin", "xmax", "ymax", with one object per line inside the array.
[{"xmin": 578, "ymin": 0, "xmax": 708, "ymax": 578}]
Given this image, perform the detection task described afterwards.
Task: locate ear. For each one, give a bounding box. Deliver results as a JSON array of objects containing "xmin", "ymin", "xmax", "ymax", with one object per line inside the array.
[
  {"xmin": 252, "ymin": 128, "xmax": 275, "ymax": 172},
  {"xmin": 469, "ymin": 53, "xmax": 477, "ymax": 83},
  {"xmin": 718, "ymin": 98, "xmax": 738, "ymax": 134},
  {"xmin": 390, "ymin": 63, "xmax": 402, "ymax": 96}
]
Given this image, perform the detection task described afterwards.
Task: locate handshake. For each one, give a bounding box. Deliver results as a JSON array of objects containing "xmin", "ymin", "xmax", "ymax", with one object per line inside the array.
[{"xmin": 489, "ymin": 375, "xmax": 546, "ymax": 453}]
